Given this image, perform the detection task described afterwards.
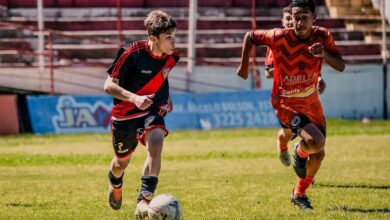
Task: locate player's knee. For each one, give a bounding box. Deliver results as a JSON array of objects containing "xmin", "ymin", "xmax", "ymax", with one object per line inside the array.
[
  {"xmin": 146, "ymin": 129, "xmax": 164, "ymax": 156},
  {"xmin": 114, "ymin": 156, "xmax": 130, "ymax": 170},
  {"xmin": 278, "ymin": 129, "xmax": 292, "ymax": 141},
  {"xmin": 305, "ymin": 136, "xmax": 325, "ymax": 152}
]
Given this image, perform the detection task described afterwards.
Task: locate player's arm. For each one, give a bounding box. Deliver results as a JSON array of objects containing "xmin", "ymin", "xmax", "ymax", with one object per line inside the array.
[
  {"xmin": 317, "ymin": 76, "xmax": 326, "ymax": 94},
  {"xmin": 265, "ymin": 66, "xmax": 274, "ymax": 79},
  {"xmin": 322, "ymin": 47, "xmax": 345, "ymax": 72},
  {"xmin": 237, "ymin": 32, "xmax": 254, "ymax": 80},
  {"xmin": 104, "ymin": 76, "xmax": 154, "ymax": 110},
  {"xmin": 309, "ymin": 29, "xmax": 345, "ymax": 72}
]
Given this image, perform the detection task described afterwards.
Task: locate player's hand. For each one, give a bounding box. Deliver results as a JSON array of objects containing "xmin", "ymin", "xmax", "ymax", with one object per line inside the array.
[
  {"xmin": 237, "ymin": 64, "xmax": 249, "ymax": 80},
  {"xmin": 317, "ymin": 77, "xmax": 326, "ymax": 94},
  {"xmin": 157, "ymin": 97, "xmax": 173, "ymax": 116},
  {"xmin": 265, "ymin": 69, "xmax": 274, "ymax": 79},
  {"xmin": 134, "ymin": 94, "xmax": 155, "ymax": 110},
  {"xmin": 309, "ymin": 43, "xmax": 324, "ymax": 58}
]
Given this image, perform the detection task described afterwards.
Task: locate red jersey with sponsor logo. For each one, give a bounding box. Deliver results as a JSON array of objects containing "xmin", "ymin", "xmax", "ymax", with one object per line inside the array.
[
  {"xmin": 250, "ymin": 26, "xmax": 339, "ymax": 107},
  {"xmin": 107, "ymin": 40, "xmax": 180, "ymax": 120}
]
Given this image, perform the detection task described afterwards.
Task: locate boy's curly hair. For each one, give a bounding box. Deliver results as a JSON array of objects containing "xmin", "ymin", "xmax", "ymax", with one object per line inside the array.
[{"xmin": 144, "ymin": 10, "xmax": 177, "ymax": 37}]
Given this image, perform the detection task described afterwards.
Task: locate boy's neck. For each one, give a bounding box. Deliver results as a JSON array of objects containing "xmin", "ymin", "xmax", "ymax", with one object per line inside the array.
[{"xmin": 148, "ymin": 40, "xmax": 163, "ymax": 57}]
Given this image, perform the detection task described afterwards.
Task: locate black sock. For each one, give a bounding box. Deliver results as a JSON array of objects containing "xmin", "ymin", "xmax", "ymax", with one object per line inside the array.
[
  {"xmin": 108, "ymin": 171, "xmax": 123, "ymax": 188},
  {"xmin": 137, "ymin": 176, "xmax": 158, "ymax": 202}
]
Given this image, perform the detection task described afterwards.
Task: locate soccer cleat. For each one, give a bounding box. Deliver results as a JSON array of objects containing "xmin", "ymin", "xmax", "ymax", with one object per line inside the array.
[
  {"xmin": 135, "ymin": 199, "xmax": 150, "ymax": 220},
  {"xmin": 291, "ymin": 191, "xmax": 313, "ymax": 211},
  {"xmin": 279, "ymin": 150, "xmax": 291, "ymax": 166},
  {"xmin": 292, "ymin": 143, "xmax": 308, "ymax": 178},
  {"xmin": 108, "ymin": 183, "xmax": 122, "ymax": 210}
]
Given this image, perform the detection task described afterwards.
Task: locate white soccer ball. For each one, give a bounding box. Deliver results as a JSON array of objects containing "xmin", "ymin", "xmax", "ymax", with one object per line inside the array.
[{"xmin": 147, "ymin": 194, "xmax": 182, "ymax": 220}]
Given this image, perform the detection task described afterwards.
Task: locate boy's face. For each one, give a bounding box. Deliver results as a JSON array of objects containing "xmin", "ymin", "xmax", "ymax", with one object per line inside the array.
[
  {"xmin": 282, "ymin": 12, "xmax": 293, "ymax": 28},
  {"xmin": 153, "ymin": 29, "xmax": 176, "ymax": 55},
  {"xmin": 291, "ymin": 7, "xmax": 316, "ymax": 38}
]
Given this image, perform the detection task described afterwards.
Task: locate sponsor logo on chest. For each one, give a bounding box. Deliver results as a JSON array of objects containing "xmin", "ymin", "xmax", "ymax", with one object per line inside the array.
[
  {"xmin": 141, "ymin": 69, "xmax": 152, "ymax": 74},
  {"xmin": 283, "ymin": 74, "xmax": 312, "ymax": 85}
]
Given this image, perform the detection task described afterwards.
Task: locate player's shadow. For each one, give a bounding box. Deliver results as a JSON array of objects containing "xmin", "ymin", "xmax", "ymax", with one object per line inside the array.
[
  {"xmin": 328, "ymin": 206, "xmax": 390, "ymax": 213},
  {"xmin": 318, "ymin": 183, "xmax": 390, "ymax": 214},
  {"xmin": 315, "ymin": 183, "xmax": 390, "ymax": 190},
  {"xmin": 6, "ymin": 202, "xmax": 42, "ymax": 207}
]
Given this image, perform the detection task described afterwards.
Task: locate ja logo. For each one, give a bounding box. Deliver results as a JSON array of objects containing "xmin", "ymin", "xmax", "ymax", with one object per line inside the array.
[{"xmin": 53, "ymin": 96, "xmax": 112, "ymax": 133}]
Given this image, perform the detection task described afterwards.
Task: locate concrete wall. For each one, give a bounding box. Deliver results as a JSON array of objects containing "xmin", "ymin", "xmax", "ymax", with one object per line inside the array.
[
  {"xmin": 170, "ymin": 64, "xmax": 390, "ymax": 119},
  {"xmin": 1, "ymin": 63, "xmax": 389, "ymax": 120}
]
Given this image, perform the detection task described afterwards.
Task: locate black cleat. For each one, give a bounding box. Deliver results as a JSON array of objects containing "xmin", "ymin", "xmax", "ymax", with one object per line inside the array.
[
  {"xmin": 108, "ymin": 183, "xmax": 122, "ymax": 210},
  {"xmin": 292, "ymin": 143, "xmax": 308, "ymax": 178},
  {"xmin": 291, "ymin": 192, "xmax": 313, "ymax": 211}
]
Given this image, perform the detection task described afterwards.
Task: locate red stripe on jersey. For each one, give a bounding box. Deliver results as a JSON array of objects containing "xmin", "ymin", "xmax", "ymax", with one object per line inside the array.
[
  {"xmin": 137, "ymin": 56, "xmax": 176, "ymax": 95},
  {"xmin": 112, "ymin": 56, "xmax": 177, "ymax": 118},
  {"xmin": 111, "ymin": 42, "xmax": 146, "ymax": 79}
]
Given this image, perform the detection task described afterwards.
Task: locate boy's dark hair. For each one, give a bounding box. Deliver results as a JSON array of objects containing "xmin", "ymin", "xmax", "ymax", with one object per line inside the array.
[
  {"xmin": 144, "ymin": 10, "xmax": 177, "ymax": 37},
  {"xmin": 291, "ymin": 0, "xmax": 316, "ymax": 13}
]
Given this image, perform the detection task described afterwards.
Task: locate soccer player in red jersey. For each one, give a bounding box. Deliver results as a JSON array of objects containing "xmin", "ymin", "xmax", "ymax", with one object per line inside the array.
[
  {"xmin": 237, "ymin": 0, "xmax": 345, "ymax": 210},
  {"xmin": 265, "ymin": 5, "xmax": 327, "ymax": 167},
  {"xmin": 103, "ymin": 10, "xmax": 179, "ymax": 218}
]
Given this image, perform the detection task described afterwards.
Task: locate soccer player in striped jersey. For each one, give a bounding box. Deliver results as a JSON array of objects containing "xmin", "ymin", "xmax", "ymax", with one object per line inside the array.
[
  {"xmin": 103, "ymin": 10, "xmax": 179, "ymax": 218},
  {"xmin": 265, "ymin": 5, "xmax": 326, "ymax": 167},
  {"xmin": 237, "ymin": 0, "xmax": 345, "ymax": 210}
]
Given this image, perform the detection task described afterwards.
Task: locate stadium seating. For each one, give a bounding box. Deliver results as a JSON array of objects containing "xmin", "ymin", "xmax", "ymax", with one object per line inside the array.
[
  {"xmin": 0, "ymin": 0, "xmax": 386, "ymax": 94},
  {"xmin": 0, "ymin": 0, "xmax": 326, "ymax": 8}
]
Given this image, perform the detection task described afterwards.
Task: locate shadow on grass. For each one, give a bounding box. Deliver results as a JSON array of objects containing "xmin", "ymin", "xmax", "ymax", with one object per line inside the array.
[
  {"xmin": 315, "ymin": 183, "xmax": 390, "ymax": 190},
  {"xmin": 6, "ymin": 202, "xmax": 43, "ymax": 207},
  {"xmin": 329, "ymin": 206, "xmax": 390, "ymax": 213}
]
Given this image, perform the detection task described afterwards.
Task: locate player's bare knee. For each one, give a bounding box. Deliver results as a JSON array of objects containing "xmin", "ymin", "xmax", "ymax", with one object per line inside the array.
[
  {"xmin": 305, "ymin": 137, "xmax": 325, "ymax": 152},
  {"xmin": 114, "ymin": 156, "xmax": 130, "ymax": 170},
  {"xmin": 278, "ymin": 129, "xmax": 292, "ymax": 141},
  {"xmin": 146, "ymin": 129, "xmax": 164, "ymax": 156}
]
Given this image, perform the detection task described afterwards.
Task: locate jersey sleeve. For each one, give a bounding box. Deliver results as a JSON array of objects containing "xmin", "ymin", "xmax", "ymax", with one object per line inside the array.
[
  {"xmin": 107, "ymin": 47, "xmax": 135, "ymax": 80},
  {"xmin": 107, "ymin": 48, "xmax": 125, "ymax": 76},
  {"xmin": 323, "ymin": 28, "xmax": 341, "ymax": 57},
  {"xmin": 248, "ymin": 29, "xmax": 276, "ymax": 46}
]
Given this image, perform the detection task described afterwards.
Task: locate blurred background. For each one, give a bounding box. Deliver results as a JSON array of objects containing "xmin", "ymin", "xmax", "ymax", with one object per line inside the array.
[{"xmin": 0, "ymin": 0, "xmax": 389, "ymax": 135}]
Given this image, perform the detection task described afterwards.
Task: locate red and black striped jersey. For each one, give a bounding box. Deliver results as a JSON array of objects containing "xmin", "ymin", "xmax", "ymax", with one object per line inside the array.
[
  {"xmin": 107, "ymin": 40, "xmax": 180, "ymax": 120},
  {"xmin": 250, "ymin": 26, "xmax": 340, "ymax": 106}
]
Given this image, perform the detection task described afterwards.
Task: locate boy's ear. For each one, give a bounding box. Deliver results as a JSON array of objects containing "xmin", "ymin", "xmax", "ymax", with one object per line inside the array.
[
  {"xmin": 149, "ymin": 34, "xmax": 158, "ymax": 42},
  {"xmin": 313, "ymin": 14, "xmax": 317, "ymax": 22}
]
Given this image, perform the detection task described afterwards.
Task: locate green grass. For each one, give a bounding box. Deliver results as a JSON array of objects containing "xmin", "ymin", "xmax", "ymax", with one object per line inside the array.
[{"xmin": 0, "ymin": 119, "xmax": 389, "ymax": 219}]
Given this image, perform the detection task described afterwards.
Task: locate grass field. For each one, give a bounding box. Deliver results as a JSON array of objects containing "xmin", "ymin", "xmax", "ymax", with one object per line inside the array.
[{"xmin": 0, "ymin": 119, "xmax": 389, "ymax": 219}]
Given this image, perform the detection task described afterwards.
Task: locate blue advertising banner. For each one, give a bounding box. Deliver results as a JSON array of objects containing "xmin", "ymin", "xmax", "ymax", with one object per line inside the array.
[
  {"xmin": 27, "ymin": 96, "xmax": 113, "ymax": 134},
  {"xmin": 27, "ymin": 90, "xmax": 278, "ymax": 134},
  {"xmin": 166, "ymin": 90, "xmax": 278, "ymax": 130}
]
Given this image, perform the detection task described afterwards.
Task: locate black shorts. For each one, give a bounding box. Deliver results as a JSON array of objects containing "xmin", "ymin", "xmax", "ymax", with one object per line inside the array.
[
  {"xmin": 279, "ymin": 114, "xmax": 326, "ymax": 140},
  {"xmin": 111, "ymin": 113, "xmax": 168, "ymax": 158}
]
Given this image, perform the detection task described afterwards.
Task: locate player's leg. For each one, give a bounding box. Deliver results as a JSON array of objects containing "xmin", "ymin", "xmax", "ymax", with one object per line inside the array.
[
  {"xmin": 135, "ymin": 114, "xmax": 168, "ymax": 219},
  {"xmin": 277, "ymin": 127, "xmax": 292, "ymax": 166},
  {"xmin": 108, "ymin": 120, "xmax": 138, "ymax": 210},
  {"xmin": 291, "ymin": 120, "xmax": 326, "ymax": 210}
]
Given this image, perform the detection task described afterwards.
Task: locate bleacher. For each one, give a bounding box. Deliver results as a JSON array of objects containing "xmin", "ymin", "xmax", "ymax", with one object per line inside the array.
[
  {"xmin": 0, "ymin": 0, "xmax": 384, "ymax": 65},
  {"xmin": 0, "ymin": 0, "xmax": 387, "ymax": 94}
]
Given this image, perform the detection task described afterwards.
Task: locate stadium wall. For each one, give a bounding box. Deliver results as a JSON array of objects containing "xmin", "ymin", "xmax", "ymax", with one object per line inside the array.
[{"xmin": 170, "ymin": 64, "xmax": 390, "ymax": 120}]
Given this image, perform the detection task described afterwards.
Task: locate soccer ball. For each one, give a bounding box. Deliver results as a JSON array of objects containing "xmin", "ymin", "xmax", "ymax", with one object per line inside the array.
[{"xmin": 147, "ymin": 194, "xmax": 182, "ymax": 220}]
